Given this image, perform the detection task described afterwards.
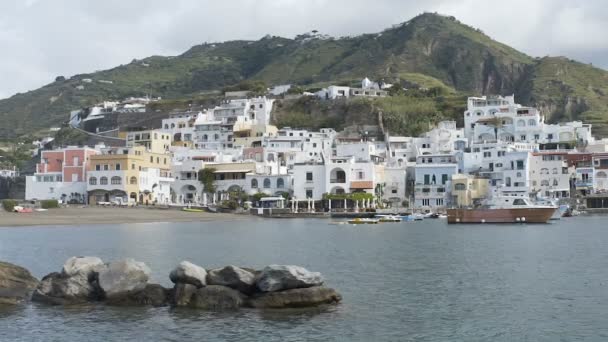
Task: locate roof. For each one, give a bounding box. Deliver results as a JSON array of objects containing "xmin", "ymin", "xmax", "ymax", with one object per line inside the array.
[
  {"xmin": 213, "ymin": 169, "xmax": 252, "ymax": 173},
  {"xmin": 350, "ymin": 181, "xmax": 374, "ymax": 189}
]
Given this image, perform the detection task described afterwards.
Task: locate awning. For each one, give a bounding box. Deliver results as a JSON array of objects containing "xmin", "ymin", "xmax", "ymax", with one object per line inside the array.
[
  {"xmin": 213, "ymin": 169, "xmax": 253, "ymax": 173},
  {"xmin": 350, "ymin": 181, "xmax": 374, "ymax": 189}
]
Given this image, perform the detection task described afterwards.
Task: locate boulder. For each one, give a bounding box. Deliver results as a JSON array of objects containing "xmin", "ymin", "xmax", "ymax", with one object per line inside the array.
[
  {"xmin": 105, "ymin": 284, "xmax": 169, "ymax": 307},
  {"xmin": 171, "ymin": 283, "xmax": 197, "ymax": 307},
  {"xmin": 248, "ymin": 287, "xmax": 342, "ymax": 309},
  {"xmin": 189, "ymin": 285, "xmax": 246, "ymax": 310},
  {"xmin": 98, "ymin": 259, "xmax": 150, "ymax": 299},
  {"xmin": 207, "ymin": 265, "xmax": 256, "ymax": 294},
  {"xmin": 256, "ymin": 265, "xmax": 323, "ymax": 292},
  {"xmin": 0, "ymin": 261, "xmax": 38, "ymax": 305},
  {"xmin": 32, "ymin": 272, "xmax": 96, "ymax": 305},
  {"xmin": 169, "ymin": 261, "xmax": 207, "ymax": 288},
  {"xmin": 62, "ymin": 256, "xmax": 104, "ymax": 277},
  {"xmin": 31, "ymin": 257, "xmax": 105, "ymax": 305}
]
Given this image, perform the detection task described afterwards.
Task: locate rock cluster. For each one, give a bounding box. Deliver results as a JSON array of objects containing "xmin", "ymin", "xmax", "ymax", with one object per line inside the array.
[{"xmin": 0, "ymin": 258, "xmax": 341, "ymax": 311}]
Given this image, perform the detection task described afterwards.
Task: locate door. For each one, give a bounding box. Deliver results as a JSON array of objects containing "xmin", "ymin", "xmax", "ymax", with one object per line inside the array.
[{"xmin": 489, "ymin": 163, "xmax": 494, "ymax": 171}]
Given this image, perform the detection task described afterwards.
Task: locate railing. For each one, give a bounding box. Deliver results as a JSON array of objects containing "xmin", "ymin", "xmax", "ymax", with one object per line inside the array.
[{"xmin": 330, "ymin": 178, "xmax": 346, "ymax": 183}]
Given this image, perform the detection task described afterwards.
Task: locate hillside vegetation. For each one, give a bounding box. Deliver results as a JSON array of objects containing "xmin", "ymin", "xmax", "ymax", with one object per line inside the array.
[{"xmin": 1, "ymin": 13, "xmax": 607, "ymax": 139}]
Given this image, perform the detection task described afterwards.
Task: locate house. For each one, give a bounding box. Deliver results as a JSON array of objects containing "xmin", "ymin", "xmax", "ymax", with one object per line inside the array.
[
  {"xmin": 529, "ymin": 152, "xmax": 571, "ymax": 199},
  {"xmin": 450, "ymin": 174, "xmax": 489, "ymax": 207},
  {"xmin": 413, "ymin": 154, "xmax": 459, "ymax": 210},
  {"xmin": 26, "ymin": 146, "xmax": 100, "ymax": 203}
]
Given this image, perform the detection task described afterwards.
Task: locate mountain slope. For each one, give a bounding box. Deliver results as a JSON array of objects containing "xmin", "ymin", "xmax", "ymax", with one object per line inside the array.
[{"xmin": 1, "ymin": 13, "xmax": 607, "ymax": 139}]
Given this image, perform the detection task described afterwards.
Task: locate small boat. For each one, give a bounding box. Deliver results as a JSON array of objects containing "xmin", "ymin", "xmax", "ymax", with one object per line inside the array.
[
  {"xmin": 377, "ymin": 215, "xmax": 402, "ymax": 223},
  {"xmin": 348, "ymin": 218, "xmax": 379, "ymax": 224},
  {"xmin": 182, "ymin": 208, "xmax": 205, "ymax": 213},
  {"xmin": 410, "ymin": 213, "xmax": 424, "ymax": 221},
  {"xmin": 424, "ymin": 212, "xmax": 440, "ymax": 219},
  {"xmin": 16, "ymin": 207, "xmax": 33, "ymax": 213}
]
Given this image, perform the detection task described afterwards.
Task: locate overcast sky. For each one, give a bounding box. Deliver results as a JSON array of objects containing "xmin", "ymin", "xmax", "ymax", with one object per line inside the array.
[{"xmin": 0, "ymin": 0, "xmax": 606, "ymax": 99}]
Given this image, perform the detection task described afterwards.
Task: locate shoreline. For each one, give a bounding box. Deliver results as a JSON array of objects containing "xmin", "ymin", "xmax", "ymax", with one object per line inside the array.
[{"xmin": 0, "ymin": 206, "xmax": 248, "ymax": 228}]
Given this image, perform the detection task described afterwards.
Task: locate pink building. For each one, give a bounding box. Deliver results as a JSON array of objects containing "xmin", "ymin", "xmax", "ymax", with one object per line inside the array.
[{"xmin": 27, "ymin": 147, "xmax": 100, "ymax": 202}]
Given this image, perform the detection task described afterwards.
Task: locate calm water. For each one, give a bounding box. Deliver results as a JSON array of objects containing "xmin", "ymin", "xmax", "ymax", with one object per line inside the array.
[{"xmin": 1, "ymin": 216, "xmax": 608, "ymax": 341}]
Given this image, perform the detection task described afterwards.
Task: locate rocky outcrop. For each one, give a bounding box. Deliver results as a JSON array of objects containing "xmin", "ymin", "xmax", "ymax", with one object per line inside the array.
[
  {"xmin": 256, "ymin": 265, "xmax": 323, "ymax": 292},
  {"xmin": 189, "ymin": 285, "xmax": 246, "ymax": 310},
  {"xmin": 169, "ymin": 261, "xmax": 207, "ymax": 288},
  {"xmin": 0, "ymin": 261, "xmax": 38, "ymax": 305},
  {"xmin": 98, "ymin": 259, "xmax": 151, "ymax": 299},
  {"xmin": 32, "ymin": 256, "xmax": 103, "ymax": 305},
  {"xmin": 105, "ymin": 284, "xmax": 169, "ymax": 307},
  {"xmin": 248, "ymin": 287, "xmax": 342, "ymax": 309},
  {"xmin": 207, "ymin": 265, "xmax": 256, "ymax": 294}
]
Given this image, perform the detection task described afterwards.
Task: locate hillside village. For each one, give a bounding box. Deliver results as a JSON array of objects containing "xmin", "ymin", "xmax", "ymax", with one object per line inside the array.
[{"xmin": 15, "ymin": 76, "xmax": 608, "ymax": 214}]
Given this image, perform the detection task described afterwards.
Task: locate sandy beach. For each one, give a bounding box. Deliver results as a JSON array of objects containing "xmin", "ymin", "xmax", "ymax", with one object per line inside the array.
[{"xmin": 0, "ymin": 206, "xmax": 246, "ymax": 227}]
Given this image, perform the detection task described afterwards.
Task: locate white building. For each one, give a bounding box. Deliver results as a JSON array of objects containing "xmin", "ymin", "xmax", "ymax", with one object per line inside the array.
[
  {"xmin": 464, "ymin": 95, "xmax": 594, "ymax": 149},
  {"xmin": 413, "ymin": 154, "xmax": 459, "ymax": 210},
  {"xmin": 529, "ymin": 152, "xmax": 571, "ymax": 199}
]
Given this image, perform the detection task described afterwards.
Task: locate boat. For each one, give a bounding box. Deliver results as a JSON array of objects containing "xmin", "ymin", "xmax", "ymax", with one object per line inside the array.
[
  {"xmin": 447, "ymin": 194, "xmax": 557, "ymax": 224},
  {"xmin": 182, "ymin": 208, "xmax": 205, "ymax": 213},
  {"xmin": 376, "ymin": 215, "xmax": 402, "ymax": 223},
  {"xmin": 410, "ymin": 213, "xmax": 424, "ymax": 221},
  {"xmin": 423, "ymin": 212, "xmax": 440, "ymax": 219},
  {"xmin": 535, "ymin": 198, "xmax": 568, "ymax": 220},
  {"xmin": 348, "ymin": 218, "xmax": 379, "ymax": 224}
]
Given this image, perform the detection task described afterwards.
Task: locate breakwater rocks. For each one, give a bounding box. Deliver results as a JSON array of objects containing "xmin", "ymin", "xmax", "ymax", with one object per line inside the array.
[{"xmin": 0, "ymin": 257, "xmax": 342, "ymax": 310}]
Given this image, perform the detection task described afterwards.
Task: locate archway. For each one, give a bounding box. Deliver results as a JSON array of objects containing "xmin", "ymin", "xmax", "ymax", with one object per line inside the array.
[{"xmin": 330, "ymin": 168, "xmax": 346, "ymax": 183}]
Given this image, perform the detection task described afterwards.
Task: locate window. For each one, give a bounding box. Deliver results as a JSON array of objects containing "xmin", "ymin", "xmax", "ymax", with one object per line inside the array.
[
  {"xmin": 520, "ymin": 135, "xmax": 526, "ymax": 141},
  {"xmin": 100, "ymin": 177, "xmax": 108, "ymax": 185},
  {"xmin": 357, "ymin": 171, "xmax": 364, "ymax": 180},
  {"xmin": 111, "ymin": 176, "xmax": 121, "ymax": 185},
  {"xmin": 505, "ymin": 177, "xmax": 512, "ymax": 187},
  {"xmin": 498, "ymin": 151, "xmax": 505, "ymax": 157},
  {"xmin": 95, "ymin": 164, "xmax": 101, "ymax": 171},
  {"xmin": 263, "ymin": 178, "xmax": 271, "ymax": 188},
  {"xmin": 516, "ymin": 160, "xmax": 524, "ymax": 170},
  {"xmin": 130, "ymin": 176, "xmax": 137, "ymax": 185},
  {"xmin": 277, "ymin": 178, "xmax": 284, "ymax": 188},
  {"xmin": 89, "ymin": 177, "xmax": 97, "ymax": 185},
  {"xmin": 442, "ymin": 174, "xmax": 448, "ymax": 185},
  {"xmin": 103, "ymin": 164, "xmax": 109, "ymax": 171},
  {"xmin": 534, "ymin": 134, "xmax": 540, "ymax": 140},
  {"xmin": 115, "ymin": 163, "xmax": 121, "ymax": 171},
  {"xmin": 424, "ymin": 174, "xmax": 430, "ymax": 185},
  {"xmin": 483, "ymin": 152, "xmax": 491, "ymax": 158},
  {"xmin": 73, "ymin": 156, "xmax": 80, "ymax": 166},
  {"xmin": 541, "ymin": 180, "xmax": 550, "ymax": 186},
  {"xmin": 516, "ymin": 172, "xmax": 522, "ymax": 177},
  {"xmin": 454, "ymin": 183, "xmax": 466, "ymax": 190},
  {"xmin": 528, "ymin": 119, "xmax": 536, "ymax": 126},
  {"xmin": 437, "ymin": 187, "xmax": 445, "ymax": 193},
  {"xmin": 306, "ymin": 189, "xmax": 313, "ymax": 198},
  {"xmin": 150, "ymin": 157, "xmax": 153, "ymax": 163},
  {"xmin": 552, "ymin": 168, "xmax": 558, "ymax": 174},
  {"xmin": 306, "ymin": 172, "xmax": 313, "ymax": 182},
  {"xmin": 513, "ymin": 199, "xmax": 526, "ymax": 205},
  {"xmin": 422, "ymin": 188, "xmax": 430, "ymax": 193},
  {"xmin": 436, "ymin": 199, "xmax": 444, "ymax": 206},
  {"xmin": 132, "ymin": 163, "xmax": 135, "ymax": 170},
  {"xmin": 553, "ymin": 179, "xmax": 559, "ymax": 186},
  {"xmin": 547, "ymin": 134, "xmax": 553, "ymax": 140},
  {"xmin": 422, "ymin": 199, "xmax": 430, "ymax": 206}
]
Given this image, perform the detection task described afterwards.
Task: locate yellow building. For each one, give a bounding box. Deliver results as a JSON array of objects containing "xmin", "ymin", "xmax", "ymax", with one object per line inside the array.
[
  {"xmin": 451, "ymin": 174, "xmax": 489, "ymax": 207},
  {"xmin": 87, "ymin": 145, "xmax": 173, "ymax": 205},
  {"xmin": 126, "ymin": 130, "xmax": 172, "ymax": 154},
  {"xmin": 232, "ymin": 123, "xmax": 278, "ymax": 148}
]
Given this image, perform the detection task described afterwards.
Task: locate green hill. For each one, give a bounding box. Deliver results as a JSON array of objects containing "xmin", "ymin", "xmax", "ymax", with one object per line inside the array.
[{"xmin": 1, "ymin": 13, "xmax": 607, "ymax": 139}]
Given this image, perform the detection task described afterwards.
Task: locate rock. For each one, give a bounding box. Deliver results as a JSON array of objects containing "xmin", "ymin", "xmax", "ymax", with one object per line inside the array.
[
  {"xmin": 62, "ymin": 256, "xmax": 104, "ymax": 277},
  {"xmin": 32, "ymin": 272, "xmax": 98, "ymax": 305},
  {"xmin": 248, "ymin": 287, "xmax": 342, "ymax": 309},
  {"xmin": 169, "ymin": 261, "xmax": 207, "ymax": 288},
  {"xmin": 189, "ymin": 285, "xmax": 246, "ymax": 310},
  {"xmin": 171, "ymin": 283, "xmax": 197, "ymax": 307},
  {"xmin": 256, "ymin": 265, "xmax": 323, "ymax": 292},
  {"xmin": 98, "ymin": 259, "xmax": 150, "ymax": 299},
  {"xmin": 31, "ymin": 257, "xmax": 105, "ymax": 305},
  {"xmin": 207, "ymin": 265, "xmax": 256, "ymax": 294},
  {"xmin": 0, "ymin": 261, "xmax": 38, "ymax": 305},
  {"xmin": 105, "ymin": 284, "xmax": 169, "ymax": 307}
]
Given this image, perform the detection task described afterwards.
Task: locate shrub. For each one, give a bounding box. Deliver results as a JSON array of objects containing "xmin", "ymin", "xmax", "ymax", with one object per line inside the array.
[
  {"xmin": 40, "ymin": 199, "xmax": 59, "ymax": 209},
  {"xmin": 220, "ymin": 200, "xmax": 238, "ymax": 210},
  {"xmin": 2, "ymin": 199, "xmax": 17, "ymax": 212}
]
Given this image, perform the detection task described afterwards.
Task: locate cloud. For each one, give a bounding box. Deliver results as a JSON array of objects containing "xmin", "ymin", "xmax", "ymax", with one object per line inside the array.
[{"xmin": 0, "ymin": 0, "xmax": 606, "ymax": 99}]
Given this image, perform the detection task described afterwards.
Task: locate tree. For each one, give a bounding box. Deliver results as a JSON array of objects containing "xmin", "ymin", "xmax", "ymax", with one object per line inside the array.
[
  {"xmin": 55, "ymin": 76, "xmax": 66, "ymax": 82},
  {"xmin": 198, "ymin": 168, "xmax": 217, "ymax": 194}
]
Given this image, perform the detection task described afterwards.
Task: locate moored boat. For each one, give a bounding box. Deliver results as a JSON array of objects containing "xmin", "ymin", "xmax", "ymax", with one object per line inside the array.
[
  {"xmin": 447, "ymin": 195, "xmax": 557, "ymax": 224},
  {"xmin": 348, "ymin": 218, "xmax": 379, "ymax": 224},
  {"xmin": 376, "ymin": 215, "xmax": 402, "ymax": 223}
]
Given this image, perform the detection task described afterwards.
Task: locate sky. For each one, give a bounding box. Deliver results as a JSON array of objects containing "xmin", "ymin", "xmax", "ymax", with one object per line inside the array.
[{"xmin": 0, "ymin": 0, "xmax": 606, "ymax": 100}]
